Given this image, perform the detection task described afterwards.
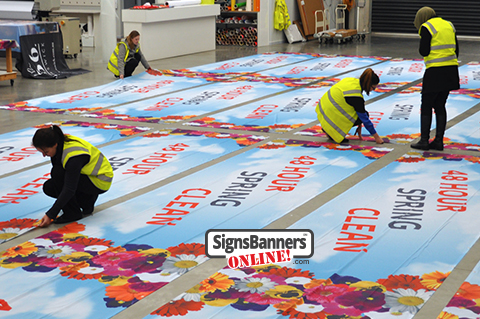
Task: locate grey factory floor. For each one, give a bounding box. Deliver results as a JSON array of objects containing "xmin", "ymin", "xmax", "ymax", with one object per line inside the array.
[{"xmin": 1, "ymin": 34, "xmax": 480, "ymax": 319}]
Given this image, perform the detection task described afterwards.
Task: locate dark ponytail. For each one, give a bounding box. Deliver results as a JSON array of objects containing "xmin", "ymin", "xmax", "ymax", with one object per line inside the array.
[
  {"xmin": 32, "ymin": 125, "xmax": 71, "ymax": 148},
  {"xmin": 359, "ymin": 68, "xmax": 380, "ymax": 95}
]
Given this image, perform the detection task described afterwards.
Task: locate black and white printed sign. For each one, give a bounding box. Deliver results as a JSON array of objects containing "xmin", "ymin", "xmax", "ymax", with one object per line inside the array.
[{"xmin": 18, "ymin": 32, "xmax": 89, "ymax": 79}]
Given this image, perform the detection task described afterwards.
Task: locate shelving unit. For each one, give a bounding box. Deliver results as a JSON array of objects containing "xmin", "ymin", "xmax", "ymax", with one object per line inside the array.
[{"xmin": 215, "ymin": 0, "xmax": 267, "ymax": 47}]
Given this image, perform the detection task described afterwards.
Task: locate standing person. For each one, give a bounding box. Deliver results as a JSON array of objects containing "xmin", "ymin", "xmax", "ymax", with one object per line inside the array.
[
  {"xmin": 411, "ymin": 7, "xmax": 459, "ymax": 151},
  {"xmin": 316, "ymin": 68, "xmax": 384, "ymax": 144},
  {"xmin": 32, "ymin": 125, "xmax": 113, "ymax": 227},
  {"xmin": 108, "ymin": 30, "xmax": 151, "ymax": 79}
]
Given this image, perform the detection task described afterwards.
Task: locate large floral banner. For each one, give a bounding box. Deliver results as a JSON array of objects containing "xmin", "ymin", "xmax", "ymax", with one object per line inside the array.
[
  {"xmin": 0, "ymin": 141, "xmax": 392, "ymax": 318},
  {"xmin": 153, "ymin": 151, "xmax": 480, "ymax": 319},
  {"xmin": 82, "ymin": 81, "xmax": 293, "ymax": 124},
  {"xmin": 184, "ymin": 85, "xmax": 330, "ymax": 133},
  {"xmin": 0, "ymin": 70, "xmax": 211, "ymax": 114},
  {"xmin": 297, "ymin": 90, "xmax": 480, "ymax": 144},
  {"xmin": 0, "ymin": 129, "xmax": 264, "ymax": 242},
  {"xmin": 0, "ymin": 121, "xmax": 149, "ymax": 177},
  {"xmin": 183, "ymin": 52, "xmax": 320, "ymax": 75}
]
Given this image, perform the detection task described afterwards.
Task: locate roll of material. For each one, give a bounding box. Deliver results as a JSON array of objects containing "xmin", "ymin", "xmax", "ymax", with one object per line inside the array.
[{"xmin": 165, "ymin": 0, "xmax": 201, "ymax": 7}]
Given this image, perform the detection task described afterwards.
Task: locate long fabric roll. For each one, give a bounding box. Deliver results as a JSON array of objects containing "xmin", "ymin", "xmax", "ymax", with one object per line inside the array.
[{"xmin": 165, "ymin": 0, "xmax": 201, "ymax": 7}]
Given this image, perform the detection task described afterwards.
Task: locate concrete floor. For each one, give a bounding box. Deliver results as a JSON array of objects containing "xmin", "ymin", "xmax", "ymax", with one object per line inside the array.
[{"xmin": 1, "ymin": 34, "xmax": 480, "ymax": 319}]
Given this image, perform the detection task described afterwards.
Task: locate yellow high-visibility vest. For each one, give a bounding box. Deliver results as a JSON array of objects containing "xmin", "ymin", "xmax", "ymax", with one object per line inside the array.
[
  {"xmin": 316, "ymin": 77, "xmax": 363, "ymax": 143},
  {"xmin": 107, "ymin": 41, "xmax": 140, "ymax": 76},
  {"xmin": 421, "ymin": 17, "xmax": 458, "ymax": 69},
  {"xmin": 62, "ymin": 136, "xmax": 113, "ymax": 191},
  {"xmin": 274, "ymin": 0, "xmax": 291, "ymax": 31}
]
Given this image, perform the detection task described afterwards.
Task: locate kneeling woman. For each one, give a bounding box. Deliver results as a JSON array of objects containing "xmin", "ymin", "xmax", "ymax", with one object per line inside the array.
[
  {"xmin": 33, "ymin": 125, "xmax": 113, "ymax": 227},
  {"xmin": 316, "ymin": 68, "xmax": 384, "ymax": 144}
]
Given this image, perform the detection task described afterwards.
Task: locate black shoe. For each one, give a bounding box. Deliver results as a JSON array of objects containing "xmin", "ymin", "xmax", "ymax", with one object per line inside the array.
[
  {"xmin": 54, "ymin": 214, "xmax": 83, "ymax": 224},
  {"xmin": 411, "ymin": 140, "xmax": 430, "ymax": 150},
  {"xmin": 429, "ymin": 139, "xmax": 444, "ymax": 151},
  {"xmin": 340, "ymin": 138, "xmax": 349, "ymax": 143}
]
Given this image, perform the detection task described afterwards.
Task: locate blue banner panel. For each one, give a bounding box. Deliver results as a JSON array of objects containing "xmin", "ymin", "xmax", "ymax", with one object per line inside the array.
[
  {"xmin": 183, "ymin": 52, "xmax": 320, "ymax": 75},
  {"xmin": 0, "ymin": 71, "xmax": 211, "ymax": 113},
  {"xmin": 152, "ymin": 151, "xmax": 480, "ymax": 319},
  {"xmin": 184, "ymin": 85, "xmax": 330, "ymax": 133},
  {"xmin": 337, "ymin": 58, "xmax": 425, "ymax": 100},
  {"xmin": 443, "ymin": 108, "xmax": 480, "ymax": 151},
  {"xmin": 0, "ymin": 129, "xmax": 265, "ymax": 242},
  {"xmin": 0, "ymin": 141, "xmax": 392, "ymax": 318},
  {"xmin": 297, "ymin": 90, "xmax": 480, "ymax": 144},
  {"xmin": 250, "ymin": 55, "xmax": 387, "ymax": 80},
  {"xmin": 0, "ymin": 120, "xmax": 149, "ymax": 178},
  {"xmin": 82, "ymin": 81, "xmax": 292, "ymax": 124}
]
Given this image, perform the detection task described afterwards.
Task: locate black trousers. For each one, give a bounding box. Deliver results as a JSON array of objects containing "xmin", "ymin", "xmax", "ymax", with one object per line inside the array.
[
  {"xmin": 43, "ymin": 165, "xmax": 103, "ymax": 219},
  {"xmin": 420, "ymin": 90, "xmax": 450, "ymax": 141},
  {"xmin": 124, "ymin": 53, "xmax": 141, "ymax": 77}
]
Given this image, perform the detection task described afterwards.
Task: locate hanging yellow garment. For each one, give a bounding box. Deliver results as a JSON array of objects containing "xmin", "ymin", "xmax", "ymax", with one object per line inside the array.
[{"xmin": 274, "ymin": 0, "xmax": 291, "ymax": 31}]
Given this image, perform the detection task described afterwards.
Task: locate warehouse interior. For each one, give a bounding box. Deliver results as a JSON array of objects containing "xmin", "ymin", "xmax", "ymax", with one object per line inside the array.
[{"xmin": 1, "ymin": 1, "xmax": 480, "ymax": 319}]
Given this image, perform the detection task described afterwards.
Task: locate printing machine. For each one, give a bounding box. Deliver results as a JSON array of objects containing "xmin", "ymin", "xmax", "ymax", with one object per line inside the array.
[
  {"xmin": 0, "ymin": 0, "xmax": 81, "ymax": 57},
  {"xmin": 0, "ymin": 0, "xmax": 60, "ymax": 21}
]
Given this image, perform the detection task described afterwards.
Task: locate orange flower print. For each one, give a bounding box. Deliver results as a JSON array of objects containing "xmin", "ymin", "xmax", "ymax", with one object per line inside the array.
[
  {"xmin": 3, "ymin": 241, "xmax": 37, "ymax": 258},
  {"xmin": 456, "ymin": 282, "xmax": 480, "ymax": 300},
  {"xmin": 150, "ymin": 300, "xmax": 204, "ymax": 317},
  {"xmin": 60, "ymin": 261, "xmax": 90, "ymax": 279},
  {"xmin": 106, "ymin": 283, "xmax": 152, "ymax": 302},
  {"xmin": 421, "ymin": 271, "xmax": 450, "ymax": 290},
  {"xmin": 377, "ymin": 274, "xmax": 426, "ymax": 291},
  {"xmin": 437, "ymin": 311, "xmax": 459, "ymax": 319},
  {"xmin": 72, "ymin": 237, "xmax": 113, "ymax": 247},
  {"xmin": 56, "ymin": 222, "xmax": 86, "ymax": 234},
  {"xmin": 303, "ymin": 278, "xmax": 332, "ymax": 289},
  {"xmin": 199, "ymin": 273, "xmax": 234, "ymax": 293},
  {"xmin": 0, "ymin": 218, "xmax": 37, "ymax": 229},
  {"xmin": 273, "ymin": 298, "xmax": 303, "ymax": 311},
  {"xmin": 167, "ymin": 243, "xmax": 205, "ymax": 257}
]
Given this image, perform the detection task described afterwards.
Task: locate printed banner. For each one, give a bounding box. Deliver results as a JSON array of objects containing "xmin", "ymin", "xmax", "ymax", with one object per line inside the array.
[
  {"xmin": 154, "ymin": 151, "xmax": 480, "ymax": 319},
  {"xmin": 443, "ymin": 109, "xmax": 480, "ymax": 151},
  {"xmin": 458, "ymin": 62, "xmax": 480, "ymax": 90},
  {"xmin": 0, "ymin": 121, "xmax": 148, "ymax": 177},
  {"xmin": 336, "ymin": 58, "xmax": 425, "ymax": 99},
  {"xmin": 82, "ymin": 81, "xmax": 293, "ymax": 124},
  {"xmin": 441, "ymin": 259, "xmax": 480, "ymax": 319},
  {"xmin": 0, "ymin": 70, "xmax": 211, "ymax": 114},
  {"xmin": 17, "ymin": 33, "xmax": 89, "ymax": 79},
  {"xmin": 244, "ymin": 55, "xmax": 388, "ymax": 82},
  {"xmin": 297, "ymin": 90, "xmax": 480, "ymax": 144},
  {"xmin": 0, "ymin": 129, "xmax": 264, "ymax": 242},
  {"xmin": 0, "ymin": 141, "xmax": 392, "ymax": 318},
  {"xmin": 184, "ymin": 85, "xmax": 330, "ymax": 133},
  {"xmin": 184, "ymin": 52, "xmax": 319, "ymax": 75}
]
